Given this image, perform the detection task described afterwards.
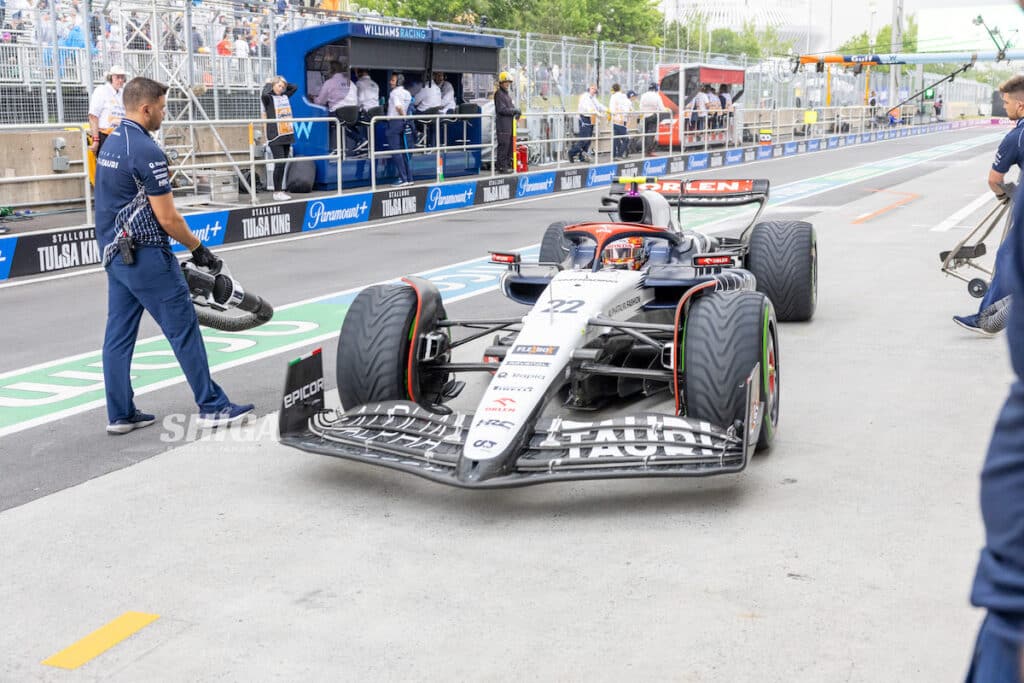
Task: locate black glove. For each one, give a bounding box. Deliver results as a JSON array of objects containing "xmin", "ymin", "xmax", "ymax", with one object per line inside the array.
[
  {"xmin": 513, "ymin": 109, "xmax": 522, "ymax": 118},
  {"xmin": 191, "ymin": 243, "xmax": 222, "ymax": 272},
  {"xmin": 998, "ymin": 182, "xmax": 1017, "ymax": 203}
]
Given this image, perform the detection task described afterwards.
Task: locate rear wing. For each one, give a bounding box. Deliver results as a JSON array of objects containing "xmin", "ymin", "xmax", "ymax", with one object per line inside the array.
[
  {"xmin": 606, "ymin": 177, "xmax": 769, "ymax": 208},
  {"xmin": 677, "ymin": 179, "xmax": 769, "ymax": 207}
]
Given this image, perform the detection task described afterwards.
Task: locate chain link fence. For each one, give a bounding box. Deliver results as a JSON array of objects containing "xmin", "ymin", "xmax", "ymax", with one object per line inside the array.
[{"xmin": 0, "ymin": 0, "xmax": 995, "ymax": 125}]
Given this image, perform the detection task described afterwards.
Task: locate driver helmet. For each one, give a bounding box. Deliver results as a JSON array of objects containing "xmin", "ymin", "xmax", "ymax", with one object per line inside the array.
[{"xmin": 602, "ymin": 237, "xmax": 646, "ymax": 270}]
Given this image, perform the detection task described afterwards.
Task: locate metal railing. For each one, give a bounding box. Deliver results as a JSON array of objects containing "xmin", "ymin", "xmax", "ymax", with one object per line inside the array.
[
  {"xmin": 0, "ymin": 104, "xmax": 974, "ymax": 233},
  {"xmin": 368, "ymin": 112, "xmax": 495, "ymax": 191}
]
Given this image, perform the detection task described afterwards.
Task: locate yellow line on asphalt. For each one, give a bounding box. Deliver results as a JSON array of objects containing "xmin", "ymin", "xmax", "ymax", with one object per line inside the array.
[{"xmin": 42, "ymin": 611, "xmax": 159, "ymax": 670}]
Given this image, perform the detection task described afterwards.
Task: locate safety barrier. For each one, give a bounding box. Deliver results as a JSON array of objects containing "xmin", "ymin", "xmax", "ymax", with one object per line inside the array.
[
  {"xmin": 0, "ymin": 104, "xmax": 909, "ymax": 219},
  {"xmin": 0, "ymin": 116, "xmax": 996, "ymax": 283}
]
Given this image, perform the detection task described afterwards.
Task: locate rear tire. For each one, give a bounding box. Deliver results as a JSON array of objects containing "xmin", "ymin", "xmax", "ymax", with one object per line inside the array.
[
  {"xmin": 746, "ymin": 220, "xmax": 817, "ymax": 322},
  {"xmin": 539, "ymin": 221, "xmax": 571, "ymax": 264},
  {"xmin": 336, "ymin": 284, "xmax": 418, "ymax": 409},
  {"xmin": 682, "ymin": 291, "xmax": 779, "ymax": 451}
]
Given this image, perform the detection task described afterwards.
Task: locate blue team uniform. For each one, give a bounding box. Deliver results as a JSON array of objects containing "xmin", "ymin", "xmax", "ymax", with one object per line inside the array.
[
  {"xmin": 95, "ymin": 119, "xmax": 229, "ymax": 423},
  {"xmin": 977, "ymin": 120, "xmax": 1024, "ymax": 314},
  {"xmin": 966, "ymin": 177, "xmax": 1024, "ymax": 680}
]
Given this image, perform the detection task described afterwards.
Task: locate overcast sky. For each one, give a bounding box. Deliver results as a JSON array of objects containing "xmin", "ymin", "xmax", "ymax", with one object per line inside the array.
[{"xmin": 825, "ymin": 1, "xmax": 1024, "ymax": 51}]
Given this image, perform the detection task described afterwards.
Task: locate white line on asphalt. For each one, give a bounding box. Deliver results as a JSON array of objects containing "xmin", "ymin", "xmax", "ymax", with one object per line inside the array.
[
  {"xmin": 0, "ymin": 125, "xmax": 1000, "ymax": 290},
  {"xmin": 0, "ymin": 281, "xmax": 503, "ymax": 438},
  {"xmin": 931, "ymin": 191, "xmax": 995, "ymax": 231},
  {"xmin": 771, "ymin": 206, "xmax": 846, "ymax": 212}
]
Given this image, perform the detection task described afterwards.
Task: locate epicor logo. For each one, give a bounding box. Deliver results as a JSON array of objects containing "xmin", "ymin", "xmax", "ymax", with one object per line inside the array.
[{"xmin": 283, "ymin": 377, "xmax": 324, "ymax": 409}]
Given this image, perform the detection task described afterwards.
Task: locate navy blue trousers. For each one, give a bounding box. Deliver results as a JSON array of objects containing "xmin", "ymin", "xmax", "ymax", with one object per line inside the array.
[
  {"xmin": 965, "ymin": 615, "xmax": 1022, "ymax": 682},
  {"xmin": 613, "ymin": 123, "xmax": 628, "ymax": 158},
  {"xmin": 980, "ymin": 227, "xmax": 1015, "ymax": 311},
  {"xmin": 569, "ymin": 118, "xmax": 594, "ymax": 158},
  {"xmin": 386, "ymin": 120, "xmax": 412, "ymax": 182},
  {"xmin": 102, "ymin": 246, "xmax": 228, "ymax": 422}
]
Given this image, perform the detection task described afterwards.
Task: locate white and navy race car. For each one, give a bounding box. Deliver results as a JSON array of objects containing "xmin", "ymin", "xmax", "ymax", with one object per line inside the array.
[{"xmin": 279, "ymin": 177, "xmax": 817, "ymax": 488}]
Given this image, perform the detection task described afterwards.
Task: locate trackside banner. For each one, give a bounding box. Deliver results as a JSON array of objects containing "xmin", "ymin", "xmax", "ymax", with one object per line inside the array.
[{"xmin": 0, "ymin": 118, "xmax": 997, "ymax": 282}]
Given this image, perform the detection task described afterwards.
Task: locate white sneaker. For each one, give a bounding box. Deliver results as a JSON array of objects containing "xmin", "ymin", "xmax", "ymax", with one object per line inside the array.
[{"xmin": 273, "ymin": 191, "xmax": 291, "ymax": 201}]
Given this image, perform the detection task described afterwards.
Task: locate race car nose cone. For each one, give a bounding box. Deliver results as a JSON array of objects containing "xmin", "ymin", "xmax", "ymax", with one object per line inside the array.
[{"xmin": 456, "ymin": 455, "xmax": 506, "ymax": 484}]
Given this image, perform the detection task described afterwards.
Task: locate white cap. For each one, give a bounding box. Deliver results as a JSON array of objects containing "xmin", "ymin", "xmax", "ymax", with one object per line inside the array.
[{"xmin": 107, "ymin": 64, "xmax": 127, "ymax": 77}]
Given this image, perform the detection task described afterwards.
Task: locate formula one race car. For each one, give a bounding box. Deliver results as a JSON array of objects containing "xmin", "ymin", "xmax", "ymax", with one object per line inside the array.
[{"xmin": 279, "ymin": 177, "xmax": 817, "ymax": 488}]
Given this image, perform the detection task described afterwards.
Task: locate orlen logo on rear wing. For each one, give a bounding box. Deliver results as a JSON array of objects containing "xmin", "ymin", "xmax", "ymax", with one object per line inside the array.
[
  {"xmin": 638, "ymin": 180, "xmax": 682, "ymax": 196},
  {"xmin": 677, "ymin": 179, "xmax": 770, "ymax": 207}
]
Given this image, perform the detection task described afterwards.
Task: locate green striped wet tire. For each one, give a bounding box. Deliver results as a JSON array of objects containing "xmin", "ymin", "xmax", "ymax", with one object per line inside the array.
[
  {"xmin": 682, "ymin": 290, "xmax": 779, "ymax": 452},
  {"xmin": 746, "ymin": 220, "xmax": 817, "ymax": 322},
  {"xmin": 337, "ymin": 284, "xmax": 418, "ymax": 410}
]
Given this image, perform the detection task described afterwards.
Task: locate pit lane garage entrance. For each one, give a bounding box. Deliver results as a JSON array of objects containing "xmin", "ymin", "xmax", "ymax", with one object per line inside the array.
[{"xmin": 277, "ymin": 22, "xmax": 504, "ymax": 189}]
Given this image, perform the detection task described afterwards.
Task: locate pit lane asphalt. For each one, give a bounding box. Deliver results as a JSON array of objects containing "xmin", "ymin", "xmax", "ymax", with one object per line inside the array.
[{"xmin": 0, "ymin": 125, "xmax": 1014, "ymax": 680}]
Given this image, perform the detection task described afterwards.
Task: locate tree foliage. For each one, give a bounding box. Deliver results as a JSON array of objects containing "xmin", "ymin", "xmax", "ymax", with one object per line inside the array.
[
  {"xmin": 371, "ymin": 0, "xmax": 662, "ymax": 44},
  {"xmin": 663, "ymin": 16, "xmax": 792, "ymax": 58},
  {"xmin": 834, "ymin": 17, "xmax": 919, "ymax": 75},
  {"xmin": 366, "ymin": 0, "xmax": 791, "ymax": 54}
]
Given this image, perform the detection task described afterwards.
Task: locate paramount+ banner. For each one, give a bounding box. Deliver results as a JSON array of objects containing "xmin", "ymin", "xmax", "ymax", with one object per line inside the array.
[{"xmin": 0, "ymin": 119, "xmax": 983, "ymax": 281}]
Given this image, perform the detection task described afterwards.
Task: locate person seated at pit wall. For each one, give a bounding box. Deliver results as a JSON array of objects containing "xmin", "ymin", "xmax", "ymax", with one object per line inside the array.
[
  {"xmin": 313, "ymin": 61, "xmax": 359, "ymax": 153},
  {"xmin": 434, "ymin": 72, "xmax": 456, "ymax": 113},
  {"xmin": 353, "ymin": 69, "xmax": 380, "ymax": 150}
]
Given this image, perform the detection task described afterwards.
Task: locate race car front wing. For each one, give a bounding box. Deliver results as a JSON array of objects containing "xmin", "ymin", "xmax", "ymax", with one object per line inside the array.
[{"xmin": 278, "ymin": 349, "xmax": 762, "ymax": 488}]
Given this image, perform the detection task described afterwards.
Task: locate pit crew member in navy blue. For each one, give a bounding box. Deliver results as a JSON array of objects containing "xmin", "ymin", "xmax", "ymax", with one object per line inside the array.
[
  {"xmin": 94, "ymin": 77, "xmax": 253, "ymax": 435},
  {"xmin": 954, "ymin": 75, "xmax": 1024, "ymax": 336},
  {"xmin": 965, "ymin": 142, "xmax": 1024, "ymax": 683},
  {"xmin": 965, "ymin": 6, "xmax": 1024, "ymax": 674}
]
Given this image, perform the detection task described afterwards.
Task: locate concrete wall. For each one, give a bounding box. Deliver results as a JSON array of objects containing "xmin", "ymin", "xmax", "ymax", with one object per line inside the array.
[
  {"xmin": 0, "ymin": 125, "xmax": 252, "ymax": 211},
  {"xmin": 0, "ymin": 129, "xmax": 90, "ymax": 209}
]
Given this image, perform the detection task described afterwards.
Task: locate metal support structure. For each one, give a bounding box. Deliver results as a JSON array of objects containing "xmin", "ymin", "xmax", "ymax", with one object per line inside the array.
[
  {"xmin": 889, "ymin": 0, "xmax": 904, "ymax": 111},
  {"xmin": 49, "ymin": 0, "xmax": 64, "ymax": 122},
  {"xmin": 83, "ymin": 1, "xmax": 95, "ymax": 98},
  {"xmin": 184, "ymin": 0, "xmax": 195, "ymax": 89}
]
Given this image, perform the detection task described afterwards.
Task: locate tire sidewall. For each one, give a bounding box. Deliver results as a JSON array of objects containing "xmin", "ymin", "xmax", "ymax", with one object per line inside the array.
[
  {"xmin": 336, "ymin": 284, "xmax": 418, "ymax": 408},
  {"xmin": 681, "ymin": 290, "xmax": 779, "ymax": 452}
]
